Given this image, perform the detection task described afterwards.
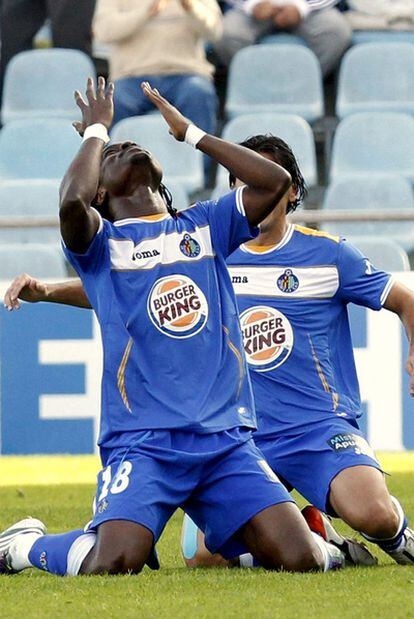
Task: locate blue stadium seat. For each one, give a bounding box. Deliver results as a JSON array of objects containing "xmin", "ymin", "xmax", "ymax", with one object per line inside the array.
[
  {"xmin": 322, "ymin": 175, "xmax": 414, "ymax": 253},
  {"xmin": 225, "ymin": 45, "xmax": 324, "ymax": 122},
  {"xmin": 0, "ymin": 243, "xmax": 68, "ymax": 279},
  {"xmin": 345, "ymin": 236, "xmax": 410, "ymax": 272},
  {"xmin": 218, "ymin": 114, "xmax": 317, "ymax": 186},
  {"xmin": 337, "ymin": 43, "xmax": 414, "ymax": 119},
  {"xmin": 111, "ymin": 115, "xmax": 204, "ymax": 192},
  {"xmin": 0, "ymin": 119, "xmax": 81, "ymax": 180},
  {"xmin": 352, "ymin": 31, "xmax": 414, "ymax": 46},
  {"xmin": 0, "ymin": 180, "xmax": 60, "ymax": 243},
  {"xmin": 330, "ymin": 113, "xmax": 414, "ymax": 183},
  {"xmin": 1, "ymin": 49, "xmax": 95, "ymax": 124},
  {"xmin": 259, "ymin": 33, "xmax": 307, "ymax": 46}
]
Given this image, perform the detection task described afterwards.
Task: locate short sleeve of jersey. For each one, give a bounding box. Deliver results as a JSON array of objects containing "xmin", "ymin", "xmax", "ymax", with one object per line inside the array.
[
  {"xmin": 198, "ymin": 187, "xmax": 258, "ymax": 258},
  {"xmin": 62, "ymin": 211, "xmax": 108, "ymax": 276},
  {"xmin": 337, "ymin": 239, "xmax": 394, "ymax": 310}
]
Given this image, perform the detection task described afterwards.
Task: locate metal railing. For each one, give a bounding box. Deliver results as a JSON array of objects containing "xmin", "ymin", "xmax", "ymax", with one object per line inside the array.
[
  {"xmin": 0, "ymin": 210, "xmax": 414, "ymax": 227},
  {"xmin": 289, "ymin": 210, "xmax": 414, "ymax": 224}
]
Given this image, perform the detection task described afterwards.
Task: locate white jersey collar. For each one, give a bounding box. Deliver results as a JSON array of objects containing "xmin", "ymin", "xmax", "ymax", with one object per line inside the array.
[
  {"xmin": 113, "ymin": 214, "xmax": 170, "ymax": 227},
  {"xmin": 241, "ymin": 223, "xmax": 294, "ymax": 255}
]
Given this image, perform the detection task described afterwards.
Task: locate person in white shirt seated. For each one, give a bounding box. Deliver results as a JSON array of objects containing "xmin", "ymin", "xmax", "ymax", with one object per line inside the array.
[
  {"xmin": 215, "ymin": 0, "xmax": 352, "ymax": 76},
  {"xmin": 346, "ymin": 0, "xmax": 414, "ymax": 32}
]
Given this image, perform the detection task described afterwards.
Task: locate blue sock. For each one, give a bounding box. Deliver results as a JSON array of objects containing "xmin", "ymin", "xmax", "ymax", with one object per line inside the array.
[
  {"xmin": 371, "ymin": 516, "xmax": 408, "ymax": 553},
  {"xmin": 29, "ymin": 530, "xmax": 95, "ymax": 576}
]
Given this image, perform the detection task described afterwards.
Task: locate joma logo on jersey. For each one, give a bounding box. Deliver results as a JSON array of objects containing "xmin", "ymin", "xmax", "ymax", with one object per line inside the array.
[
  {"xmin": 231, "ymin": 275, "xmax": 249, "ymax": 284},
  {"xmin": 239, "ymin": 305, "xmax": 294, "ymax": 372},
  {"xmin": 147, "ymin": 275, "xmax": 208, "ymax": 338},
  {"xmin": 132, "ymin": 248, "xmax": 160, "ymax": 261}
]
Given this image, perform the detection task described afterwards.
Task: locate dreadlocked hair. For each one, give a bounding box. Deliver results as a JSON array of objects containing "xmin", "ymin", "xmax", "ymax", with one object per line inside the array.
[
  {"xmin": 159, "ymin": 182, "xmax": 177, "ymax": 218},
  {"xmin": 91, "ymin": 182, "xmax": 178, "ymax": 220},
  {"xmin": 228, "ymin": 134, "xmax": 307, "ymax": 213}
]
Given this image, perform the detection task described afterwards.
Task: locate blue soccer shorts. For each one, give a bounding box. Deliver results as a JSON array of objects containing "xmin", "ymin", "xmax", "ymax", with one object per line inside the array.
[
  {"xmin": 88, "ymin": 428, "xmax": 293, "ymax": 558},
  {"xmin": 255, "ymin": 418, "xmax": 382, "ymax": 516}
]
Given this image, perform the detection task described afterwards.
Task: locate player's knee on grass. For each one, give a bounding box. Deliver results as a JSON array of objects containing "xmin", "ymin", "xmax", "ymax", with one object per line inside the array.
[
  {"xmin": 241, "ymin": 504, "xmax": 323, "ymax": 572},
  {"xmin": 253, "ymin": 533, "xmax": 322, "ymax": 572},
  {"xmin": 80, "ymin": 520, "xmax": 154, "ymax": 575},
  {"xmin": 81, "ymin": 541, "xmax": 152, "ymax": 575}
]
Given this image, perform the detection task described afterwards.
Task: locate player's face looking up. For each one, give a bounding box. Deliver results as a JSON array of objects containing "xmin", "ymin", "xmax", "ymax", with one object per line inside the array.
[{"xmin": 100, "ymin": 142, "xmax": 163, "ymax": 196}]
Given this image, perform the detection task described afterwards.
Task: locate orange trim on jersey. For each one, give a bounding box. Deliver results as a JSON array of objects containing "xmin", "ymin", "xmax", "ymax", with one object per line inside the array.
[
  {"xmin": 308, "ymin": 334, "xmax": 339, "ymax": 412},
  {"xmin": 223, "ymin": 326, "xmax": 244, "ymax": 399},
  {"xmin": 117, "ymin": 337, "xmax": 133, "ymax": 413},
  {"xmin": 294, "ymin": 225, "xmax": 340, "ymax": 243},
  {"xmin": 245, "ymin": 244, "xmax": 277, "ymax": 253},
  {"xmin": 138, "ymin": 214, "xmax": 168, "ymax": 221}
]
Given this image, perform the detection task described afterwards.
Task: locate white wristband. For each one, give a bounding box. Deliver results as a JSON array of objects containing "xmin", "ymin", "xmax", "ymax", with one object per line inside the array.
[
  {"xmin": 82, "ymin": 123, "xmax": 110, "ymax": 144},
  {"xmin": 184, "ymin": 124, "xmax": 206, "ymax": 148}
]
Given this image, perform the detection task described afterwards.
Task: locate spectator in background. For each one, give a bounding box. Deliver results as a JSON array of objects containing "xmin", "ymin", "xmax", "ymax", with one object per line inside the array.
[
  {"xmin": 346, "ymin": 0, "xmax": 414, "ymax": 31},
  {"xmin": 214, "ymin": 0, "xmax": 352, "ymax": 76},
  {"xmin": 93, "ymin": 0, "xmax": 222, "ymax": 138},
  {"xmin": 0, "ymin": 0, "xmax": 96, "ymax": 103}
]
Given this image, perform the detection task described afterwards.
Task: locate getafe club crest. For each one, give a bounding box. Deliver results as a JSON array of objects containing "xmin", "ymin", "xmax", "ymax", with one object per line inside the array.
[
  {"xmin": 180, "ymin": 233, "xmax": 201, "ymax": 258},
  {"xmin": 239, "ymin": 305, "xmax": 294, "ymax": 372},
  {"xmin": 147, "ymin": 274, "xmax": 208, "ymax": 338},
  {"xmin": 277, "ymin": 269, "xmax": 299, "ymax": 293}
]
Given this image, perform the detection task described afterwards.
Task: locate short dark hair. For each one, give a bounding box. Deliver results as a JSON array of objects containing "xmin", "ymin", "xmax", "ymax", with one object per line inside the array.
[{"xmin": 228, "ymin": 134, "xmax": 307, "ymax": 213}]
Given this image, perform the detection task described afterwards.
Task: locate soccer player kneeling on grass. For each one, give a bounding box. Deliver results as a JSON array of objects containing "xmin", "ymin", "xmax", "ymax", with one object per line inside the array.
[
  {"xmin": 0, "ymin": 79, "xmax": 366, "ymax": 576},
  {"xmin": 181, "ymin": 135, "xmax": 414, "ymax": 569}
]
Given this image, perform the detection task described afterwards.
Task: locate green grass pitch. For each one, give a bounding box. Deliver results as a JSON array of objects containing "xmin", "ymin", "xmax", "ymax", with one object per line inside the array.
[{"xmin": 1, "ymin": 454, "xmax": 414, "ymax": 619}]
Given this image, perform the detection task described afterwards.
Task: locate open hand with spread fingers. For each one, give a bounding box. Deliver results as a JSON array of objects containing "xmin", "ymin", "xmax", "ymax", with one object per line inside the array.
[
  {"xmin": 141, "ymin": 81, "xmax": 191, "ymax": 141},
  {"xmin": 72, "ymin": 76, "xmax": 114, "ymax": 137}
]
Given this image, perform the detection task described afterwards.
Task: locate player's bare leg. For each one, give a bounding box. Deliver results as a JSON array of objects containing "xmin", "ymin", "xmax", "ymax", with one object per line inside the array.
[
  {"xmin": 183, "ymin": 503, "xmax": 348, "ymax": 572},
  {"xmin": 79, "ymin": 520, "xmax": 154, "ymax": 575},
  {"xmin": 329, "ymin": 465, "xmax": 414, "ymax": 564},
  {"xmin": 329, "ymin": 466, "xmax": 398, "ymax": 538},
  {"xmin": 182, "ymin": 503, "xmax": 377, "ymax": 570},
  {"xmin": 239, "ymin": 503, "xmax": 328, "ymax": 571},
  {"xmin": 0, "ymin": 518, "xmax": 157, "ymax": 576}
]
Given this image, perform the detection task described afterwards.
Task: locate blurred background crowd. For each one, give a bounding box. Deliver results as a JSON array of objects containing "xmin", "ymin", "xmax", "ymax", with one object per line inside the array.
[{"xmin": 0, "ymin": 0, "xmax": 414, "ymax": 277}]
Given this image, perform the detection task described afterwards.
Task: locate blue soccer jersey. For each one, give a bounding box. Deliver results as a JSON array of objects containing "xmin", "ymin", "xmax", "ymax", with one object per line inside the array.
[
  {"xmin": 226, "ymin": 224, "xmax": 394, "ymax": 438},
  {"xmin": 63, "ymin": 188, "xmax": 257, "ymax": 447}
]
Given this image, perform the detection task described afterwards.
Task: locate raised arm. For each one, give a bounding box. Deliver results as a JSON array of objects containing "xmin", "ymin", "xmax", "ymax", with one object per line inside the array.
[
  {"xmin": 3, "ymin": 274, "xmax": 91, "ymax": 311},
  {"xmin": 60, "ymin": 77, "xmax": 114, "ymax": 253},
  {"xmin": 141, "ymin": 82, "xmax": 291, "ymax": 227},
  {"xmin": 383, "ymin": 281, "xmax": 414, "ymax": 396}
]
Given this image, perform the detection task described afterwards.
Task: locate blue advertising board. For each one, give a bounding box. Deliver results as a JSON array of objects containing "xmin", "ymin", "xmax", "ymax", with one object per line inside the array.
[{"xmin": 0, "ymin": 274, "xmax": 413, "ymax": 454}]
